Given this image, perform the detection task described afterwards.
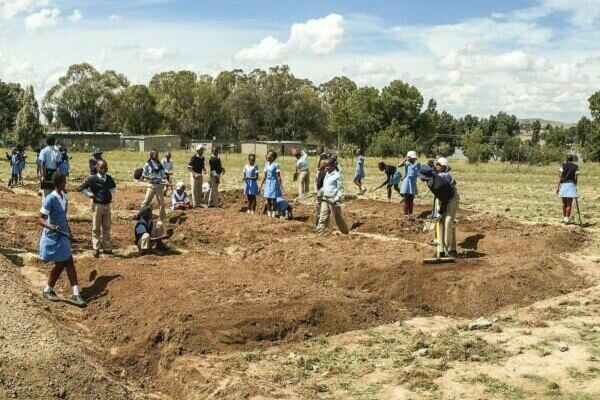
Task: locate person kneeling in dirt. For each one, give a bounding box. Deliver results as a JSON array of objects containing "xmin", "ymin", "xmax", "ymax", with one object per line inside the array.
[
  {"xmin": 316, "ymin": 158, "xmax": 349, "ymax": 235},
  {"xmin": 135, "ymin": 205, "xmax": 172, "ymax": 255},
  {"xmin": 419, "ymin": 157, "xmax": 459, "ymax": 258},
  {"xmin": 276, "ymin": 197, "xmax": 293, "ymax": 220},
  {"xmin": 170, "ymin": 181, "xmax": 192, "ymax": 211}
]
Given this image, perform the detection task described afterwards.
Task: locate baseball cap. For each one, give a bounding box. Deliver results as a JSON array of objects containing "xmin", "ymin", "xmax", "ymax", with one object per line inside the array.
[
  {"xmin": 175, "ymin": 181, "xmax": 185, "ymax": 190},
  {"xmin": 406, "ymin": 150, "xmax": 418, "ymax": 159},
  {"xmin": 196, "ymin": 144, "xmax": 205, "ymax": 151},
  {"xmin": 436, "ymin": 157, "xmax": 449, "ymax": 167}
]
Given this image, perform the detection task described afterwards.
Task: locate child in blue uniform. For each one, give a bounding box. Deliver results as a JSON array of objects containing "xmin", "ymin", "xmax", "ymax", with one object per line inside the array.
[
  {"xmin": 242, "ymin": 154, "xmax": 260, "ymax": 214},
  {"xmin": 7, "ymin": 147, "xmax": 19, "ymax": 188},
  {"xmin": 276, "ymin": 197, "xmax": 293, "ymax": 220},
  {"xmin": 399, "ymin": 151, "xmax": 421, "ymax": 219},
  {"xmin": 39, "ymin": 171, "xmax": 86, "ymax": 307},
  {"xmin": 375, "ymin": 162, "xmax": 401, "ymax": 202},
  {"xmin": 59, "ymin": 147, "xmax": 71, "ymax": 177},
  {"xmin": 16, "ymin": 144, "xmax": 26, "ymax": 185},
  {"xmin": 353, "ymin": 149, "xmax": 366, "ymax": 195},
  {"xmin": 260, "ymin": 150, "xmax": 284, "ymax": 218},
  {"xmin": 170, "ymin": 181, "xmax": 191, "ymax": 210}
]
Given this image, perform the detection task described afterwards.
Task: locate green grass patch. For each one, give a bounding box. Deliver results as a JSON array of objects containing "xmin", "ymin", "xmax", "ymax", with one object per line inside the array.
[{"xmin": 464, "ymin": 373, "xmax": 530, "ymax": 399}]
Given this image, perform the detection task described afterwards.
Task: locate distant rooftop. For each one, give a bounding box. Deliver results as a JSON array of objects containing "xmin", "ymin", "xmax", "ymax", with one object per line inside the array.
[{"xmin": 49, "ymin": 131, "xmax": 122, "ymax": 136}]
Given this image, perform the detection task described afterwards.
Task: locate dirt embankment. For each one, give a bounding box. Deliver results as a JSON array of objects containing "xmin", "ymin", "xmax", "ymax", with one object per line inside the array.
[{"xmin": 0, "ymin": 185, "xmax": 593, "ymax": 399}]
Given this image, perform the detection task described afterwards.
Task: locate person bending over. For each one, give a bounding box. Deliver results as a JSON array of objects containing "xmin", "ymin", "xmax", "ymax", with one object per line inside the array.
[
  {"xmin": 134, "ymin": 205, "xmax": 172, "ymax": 255},
  {"xmin": 375, "ymin": 162, "xmax": 402, "ymax": 202}
]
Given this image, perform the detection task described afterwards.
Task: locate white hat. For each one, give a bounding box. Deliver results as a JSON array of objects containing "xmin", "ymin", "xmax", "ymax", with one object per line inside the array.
[
  {"xmin": 406, "ymin": 150, "xmax": 418, "ymax": 159},
  {"xmin": 436, "ymin": 157, "xmax": 449, "ymax": 167},
  {"xmin": 195, "ymin": 144, "xmax": 205, "ymax": 151},
  {"xmin": 175, "ymin": 181, "xmax": 185, "ymax": 190}
]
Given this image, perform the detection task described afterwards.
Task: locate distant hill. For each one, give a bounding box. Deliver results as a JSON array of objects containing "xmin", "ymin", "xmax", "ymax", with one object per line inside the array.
[{"xmin": 518, "ymin": 118, "xmax": 576, "ymax": 129}]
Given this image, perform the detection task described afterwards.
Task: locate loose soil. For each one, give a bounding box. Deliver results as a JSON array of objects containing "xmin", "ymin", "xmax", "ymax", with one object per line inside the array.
[{"xmin": 0, "ymin": 184, "xmax": 592, "ymax": 399}]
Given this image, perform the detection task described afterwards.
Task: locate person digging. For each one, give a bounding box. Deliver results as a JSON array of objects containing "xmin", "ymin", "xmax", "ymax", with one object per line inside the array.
[
  {"xmin": 134, "ymin": 205, "xmax": 173, "ymax": 255},
  {"xmin": 418, "ymin": 157, "xmax": 459, "ymax": 263}
]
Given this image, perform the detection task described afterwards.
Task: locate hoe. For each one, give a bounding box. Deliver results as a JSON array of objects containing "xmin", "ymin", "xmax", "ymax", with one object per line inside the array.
[{"xmin": 423, "ymin": 216, "xmax": 455, "ymax": 265}]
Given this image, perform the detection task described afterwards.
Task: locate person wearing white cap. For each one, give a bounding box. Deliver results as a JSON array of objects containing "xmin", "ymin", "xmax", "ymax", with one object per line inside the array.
[
  {"xmin": 399, "ymin": 150, "xmax": 421, "ymax": 220},
  {"xmin": 170, "ymin": 181, "xmax": 191, "ymax": 210},
  {"xmin": 188, "ymin": 144, "xmax": 206, "ymax": 208}
]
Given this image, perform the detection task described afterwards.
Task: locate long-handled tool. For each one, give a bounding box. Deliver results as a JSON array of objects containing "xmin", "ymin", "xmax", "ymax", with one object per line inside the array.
[
  {"xmin": 575, "ymin": 198, "xmax": 583, "ymax": 227},
  {"xmin": 423, "ymin": 199, "xmax": 455, "ymax": 265}
]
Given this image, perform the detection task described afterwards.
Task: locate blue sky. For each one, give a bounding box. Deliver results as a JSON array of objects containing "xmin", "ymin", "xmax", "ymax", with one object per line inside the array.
[{"xmin": 1, "ymin": 0, "xmax": 599, "ymax": 121}]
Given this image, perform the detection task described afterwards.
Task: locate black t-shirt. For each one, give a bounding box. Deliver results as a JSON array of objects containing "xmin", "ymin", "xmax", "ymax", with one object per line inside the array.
[
  {"xmin": 79, "ymin": 174, "xmax": 116, "ymax": 204},
  {"xmin": 560, "ymin": 163, "xmax": 578, "ymax": 183},
  {"xmin": 188, "ymin": 154, "xmax": 205, "ymax": 174},
  {"xmin": 209, "ymin": 155, "xmax": 224, "ymax": 175}
]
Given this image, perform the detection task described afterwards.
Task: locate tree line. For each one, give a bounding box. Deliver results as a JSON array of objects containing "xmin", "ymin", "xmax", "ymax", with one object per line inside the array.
[{"xmin": 1, "ymin": 62, "xmax": 599, "ymax": 162}]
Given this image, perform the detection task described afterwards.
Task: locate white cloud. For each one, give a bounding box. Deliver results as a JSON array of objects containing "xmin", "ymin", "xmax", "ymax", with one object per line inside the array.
[
  {"xmin": 515, "ymin": 0, "xmax": 600, "ymax": 26},
  {"xmin": 25, "ymin": 7, "xmax": 59, "ymax": 34},
  {"xmin": 68, "ymin": 9, "xmax": 81, "ymax": 24},
  {"xmin": 109, "ymin": 14, "xmax": 121, "ymax": 21},
  {"xmin": 235, "ymin": 36, "xmax": 287, "ymax": 61},
  {"xmin": 3, "ymin": 61, "xmax": 33, "ymax": 81},
  {"xmin": 0, "ymin": 0, "xmax": 48, "ymax": 20},
  {"xmin": 438, "ymin": 49, "xmax": 547, "ymax": 73},
  {"xmin": 139, "ymin": 47, "xmax": 166, "ymax": 61},
  {"xmin": 236, "ymin": 13, "xmax": 344, "ymax": 61}
]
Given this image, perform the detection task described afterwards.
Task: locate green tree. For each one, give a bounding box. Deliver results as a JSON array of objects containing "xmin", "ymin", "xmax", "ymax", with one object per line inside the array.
[
  {"xmin": 0, "ymin": 81, "xmax": 24, "ymax": 136},
  {"xmin": 589, "ymin": 91, "xmax": 600, "ymax": 121},
  {"xmin": 286, "ymin": 85, "xmax": 326, "ymax": 142},
  {"xmin": 462, "ymin": 127, "xmax": 491, "ymax": 163},
  {"xmin": 531, "ymin": 119, "xmax": 541, "ymax": 144},
  {"xmin": 13, "ymin": 86, "xmax": 43, "ymax": 147},
  {"xmin": 44, "ymin": 63, "xmax": 128, "ymax": 131},
  {"xmin": 118, "ymin": 85, "xmax": 160, "ymax": 135},
  {"xmin": 318, "ymin": 76, "xmax": 357, "ymax": 105},
  {"xmin": 222, "ymin": 81, "xmax": 264, "ymax": 140},
  {"xmin": 576, "ymin": 116, "xmax": 592, "ymax": 145},
  {"xmin": 192, "ymin": 82, "xmax": 222, "ymax": 140},
  {"xmin": 369, "ymin": 121, "xmax": 414, "ymax": 158},
  {"xmin": 380, "ymin": 80, "xmax": 423, "ymax": 129}
]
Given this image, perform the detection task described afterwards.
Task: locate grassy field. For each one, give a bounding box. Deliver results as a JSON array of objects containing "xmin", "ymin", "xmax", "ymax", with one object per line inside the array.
[{"xmin": 2, "ymin": 148, "xmax": 599, "ymax": 224}]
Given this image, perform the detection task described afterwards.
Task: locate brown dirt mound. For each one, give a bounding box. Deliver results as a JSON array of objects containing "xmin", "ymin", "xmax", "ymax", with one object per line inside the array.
[{"xmin": 1, "ymin": 187, "xmax": 591, "ymax": 399}]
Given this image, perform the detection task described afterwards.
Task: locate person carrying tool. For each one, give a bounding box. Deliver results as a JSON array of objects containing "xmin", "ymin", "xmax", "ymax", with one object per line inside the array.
[
  {"xmin": 316, "ymin": 158, "xmax": 349, "ymax": 234},
  {"xmin": 188, "ymin": 144, "xmax": 206, "ymax": 208},
  {"xmin": 134, "ymin": 205, "xmax": 172, "ymax": 255},
  {"xmin": 89, "ymin": 148, "xmax": 104, "ymax": 175},
  {"xmin": 419, "ymin": 157, "xmax": 459, "ymax": 259},
  {"xmin": 39, "ymin": 171, "xmax": 86, "ymax": 307},
  {"xmin": 293, "ymin": 148, "xmax": 310, "ymax": 203},
  {"xmin": 79, "ymin": 160, "xmax": 116, "ymax": 257},
  {"xmin": 399, "ymin": 151, "xmax": 421, "ymax": 220},
  {"xmin": 557, "ymin": 154, "xmax": 580, "ymax": 224},
  {"xmin": 141, "ymin": 148, "xmax": 167, "ymax": 221},
  {"xmin": 375, "ymin": 161, "xmax": 402, "ymax": 202}
]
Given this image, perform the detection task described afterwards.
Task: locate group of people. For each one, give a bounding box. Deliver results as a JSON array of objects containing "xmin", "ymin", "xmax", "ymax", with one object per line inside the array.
[
  {"xmin": 26, "ymin": 135, "xmax": 582, "ymax": 307},
  {"xmin": 5, "ymin": 144, "xmax": 27, "ymax": 187}
]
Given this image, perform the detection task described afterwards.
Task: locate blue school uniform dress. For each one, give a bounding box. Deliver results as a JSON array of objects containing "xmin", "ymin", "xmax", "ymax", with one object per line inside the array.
[
  {"xmin": 353, "ymin": 155, "xmax": 365, "ymax": 180},
  {"xmin": 9, "ymin": 153, "xmax": 20, "ymax": 175},
  {"xmin": 39, "ymin": 191, "xmax": 72, "ymax": 263},
  {"xmin": 401, "ymin": 162, "xmax": 421, "ymax": 195},
  {"xmin": 243, "ymin": 164, "xmax": 259, "ymax": 196},
  {"xmin": 263, "ymin": 162, "xmax": 282, "ymax": 199},
  {"xmin": 276, "ymin": 197, "xmax": 290, "ymax": 217},
  {"xmin": 59, "ymin": 159, "xmax": 70, "ymax": 176}
]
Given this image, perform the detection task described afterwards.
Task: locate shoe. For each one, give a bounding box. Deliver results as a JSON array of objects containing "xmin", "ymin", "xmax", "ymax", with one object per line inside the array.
[
  {"xmin": 71, "ymin": 294, "xmax": 87, "ymax": 307},
  {"xmin": 43, "ymin": 289, "xmax": 59, "ymax": 302},
  {"xmin": 92, "ymin": 249, "xmax": 100, "ymax": 258},
  {"xmin": 447, "ymin": 250, "xmax": 458, "ymax": 258},
  {"xmin": 104, "ymin": 250, "xmax": 113, "ymax": 255}
]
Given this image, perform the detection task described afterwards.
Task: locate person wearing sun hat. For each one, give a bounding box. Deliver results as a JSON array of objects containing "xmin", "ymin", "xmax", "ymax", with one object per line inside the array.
[
  {"xmin": 399, "ymin": 150, "xmax": 421, "ymax": 220},
  {"xmin": 170, "ymin": 181, "xmax": 191, "ymax": 210},
  {"xmin": 188, "ymin": 144, "xmax": 206, "ymax": 208}
]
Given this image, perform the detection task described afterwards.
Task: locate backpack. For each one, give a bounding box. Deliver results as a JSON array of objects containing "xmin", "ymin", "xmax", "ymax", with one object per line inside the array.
[{"xmin": 134, "ymin": 168, "xmax": 143, "ymax": 180}]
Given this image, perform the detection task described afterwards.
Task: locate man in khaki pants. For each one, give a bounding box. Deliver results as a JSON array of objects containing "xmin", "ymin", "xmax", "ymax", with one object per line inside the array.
[
  {"xmin": 208, "ymin": 147, "xmax": 224, "ymax": 207},
  {"xmin": 188, "ymin": 144, "xmax": 206, "ymax": 207},
  {"xmin": 79, "ymin": 160, "xmax": 116, "ymax": 257},
  {"xmin": 316, "ymin": 158, "xmax": 349, "ymax": 235},
  {"xmin": 293, "ymin": 148, "xmax": 310, "ymax": 202},
  {"xmin": 142, "ymin": 149, "xmax": 167, "ymax": 221}
]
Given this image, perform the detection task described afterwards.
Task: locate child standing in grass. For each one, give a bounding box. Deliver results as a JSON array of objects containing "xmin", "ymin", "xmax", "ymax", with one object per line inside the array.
[
  {"xmin": 375, "ymin": 161, "xmax": 401, "ymax": 202},
  {"xmin": 260, "ymin": 150, "xmax": 284, "ymax": 218},
  {"xmin": 7, "ymin": 147, "xmax": 19, "ymax": 188},
  {"xmin": 399, "ymin": 151, "xmax": 421, "ymax": 219},
  {"xmin": 16, "ymin": 144, "xmax": 26, "ymax": 185},
  {"xmin": 39, "ymin": 171, "xmax": 86, "ymax": 307},
  {"xmin": 557, "ymin": 154, "xmax": 579, "ymax": 224},
  {"xmin": 353, "ymin": 149, "xmax": 366, "ymax": 195},
  {"xmin": 162, "ymin": 152, "xmax": 174, "ymax": 195},
  {"xmin": 242, "ymin": 154, "xmax": 259, "ymax": 214}
]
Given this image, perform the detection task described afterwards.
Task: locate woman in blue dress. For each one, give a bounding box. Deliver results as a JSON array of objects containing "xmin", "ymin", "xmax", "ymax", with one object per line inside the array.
[
  {"xmin": 242, "ymin": 153, "xmax": 260, "ymax": 214},
  {"xmin": 260, "ymin": 150, "xmax": 284, "ymax": 218},
  {"xmin": 38, "ymin": 171, "xmax": 86, "ymax": 307},
  {"xmin": 399, "ymin": 150, "xmax": 421, "ymax": 219},
  {"xmin": 353, "ymin": 149, "xmax": 366, "ymax": 195}
]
